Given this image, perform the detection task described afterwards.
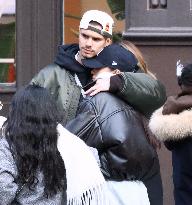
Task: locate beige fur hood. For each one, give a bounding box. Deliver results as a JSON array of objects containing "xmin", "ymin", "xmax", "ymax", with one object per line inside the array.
[{"xmin": 149, "ymin": 107, "xmax": 192, "ymax": 141}]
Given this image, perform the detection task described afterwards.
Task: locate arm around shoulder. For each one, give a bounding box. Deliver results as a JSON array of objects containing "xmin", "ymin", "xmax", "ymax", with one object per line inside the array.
[{"xmin": 119, "ymin": 72, "xmax": 167, "ymax": 118}]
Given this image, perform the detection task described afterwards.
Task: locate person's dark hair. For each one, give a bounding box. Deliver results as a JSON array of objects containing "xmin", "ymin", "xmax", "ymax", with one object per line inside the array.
[
  {"xmin": 179, "ymin": 64, "xmax": 192, "ymax": 86},
  {"xmin": 4, "ymin": 84, "xmax": 66, "ymax": 197}
]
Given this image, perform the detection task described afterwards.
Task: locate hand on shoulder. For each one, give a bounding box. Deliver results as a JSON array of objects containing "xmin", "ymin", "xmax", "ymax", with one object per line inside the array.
[{"xmin": 84, "ymin": 78, "xmax": 110, "ymax": 96}]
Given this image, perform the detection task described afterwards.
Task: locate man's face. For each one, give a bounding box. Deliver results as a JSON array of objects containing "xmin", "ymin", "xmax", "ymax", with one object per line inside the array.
[{"xmin": 79, "ymin": 26, "xmax": 111, "ymax": 59}]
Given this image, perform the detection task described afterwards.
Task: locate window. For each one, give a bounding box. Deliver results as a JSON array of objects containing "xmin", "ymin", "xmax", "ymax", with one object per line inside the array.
[
  {"xmin": 124, "ymin": 0, "xmax": 192, "ymax": 38},
  {"xmin": 0, "ymin": 0, "xmax": 16, "ymax": 92}
]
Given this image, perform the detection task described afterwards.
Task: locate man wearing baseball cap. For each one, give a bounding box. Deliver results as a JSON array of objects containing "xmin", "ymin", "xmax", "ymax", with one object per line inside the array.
[
  {"xmin": 77, "ymin": 10, "xmax": 114, "ymax": 61},
  {"xmin": 31, "ymin": 9, "xmax": 166, "ymax": 123}
]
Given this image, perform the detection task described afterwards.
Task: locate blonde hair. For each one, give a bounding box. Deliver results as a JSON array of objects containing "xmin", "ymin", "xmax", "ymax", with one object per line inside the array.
[{"xmin": 120, "ymin": 41, "xmax": 156, "ymax": 79}]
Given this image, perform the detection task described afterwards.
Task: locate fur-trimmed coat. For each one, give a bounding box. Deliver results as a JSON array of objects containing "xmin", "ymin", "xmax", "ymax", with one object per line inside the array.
[
  {"xmin": 149, "ymin": 106, "xmax": 192, "ymax": 142},
  {"xmin": 149, "ymin": 94, "xmax": 192, "ymax": 205}
]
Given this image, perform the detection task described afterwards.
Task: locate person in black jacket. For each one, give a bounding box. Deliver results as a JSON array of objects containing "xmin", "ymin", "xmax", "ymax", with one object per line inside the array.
[
  {"xmin": 66, "ymin": 44, "xmax": 163, "ymax": 205},
  {"xmin": 149, "ymin": 64, "xmax": 192, "ymax": 205}
]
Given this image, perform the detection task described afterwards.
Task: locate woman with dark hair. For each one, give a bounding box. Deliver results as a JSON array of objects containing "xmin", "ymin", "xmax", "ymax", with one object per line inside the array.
[
  {"xmin": 0, "ymin": 84, "xmax": 66, "ymax": 204},
  {"xmin": 0, "ymin": 84, "xmax": 109, "ymax": 205}
]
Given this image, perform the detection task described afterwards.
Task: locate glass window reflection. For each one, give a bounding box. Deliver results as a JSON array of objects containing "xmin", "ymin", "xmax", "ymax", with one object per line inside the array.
[{"xmin": 0, "ymin": 0, "xmax": 16, "ymax": 92}]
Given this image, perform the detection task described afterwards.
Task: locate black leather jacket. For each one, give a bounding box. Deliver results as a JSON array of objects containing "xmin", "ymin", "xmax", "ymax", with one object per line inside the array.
[{"xmin": 66, "ymin": 92, "xmax": 159, "ymax": 182}]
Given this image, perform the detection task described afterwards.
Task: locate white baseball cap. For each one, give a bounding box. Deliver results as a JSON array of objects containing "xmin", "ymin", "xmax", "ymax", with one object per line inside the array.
[{"xmin": 79, "ymin": 10, "xmax": 114, "ymax": 38}]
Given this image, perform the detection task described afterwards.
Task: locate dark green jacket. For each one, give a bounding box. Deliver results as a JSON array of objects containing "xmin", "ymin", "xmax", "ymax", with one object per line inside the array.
[
  {"xmin": 120, "ymin": 72, "xmax": 166, "ymax": 118},
  {"xmin": 31, "ymin": 64, "xmax": 81, "ymax": 123},
  {"xmin": 31, "ymin": 64, "xmax": 166, "ymax": 122}
]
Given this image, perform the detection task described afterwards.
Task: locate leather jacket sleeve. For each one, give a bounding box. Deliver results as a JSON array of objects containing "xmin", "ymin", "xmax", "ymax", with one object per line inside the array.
[
  {"xmin": 118, "ymin": 72, "xmax": 167, "ymax": 118},
  {"xmin": 98, "ymin": 107, "xmax": 157, "ymax": 181}
]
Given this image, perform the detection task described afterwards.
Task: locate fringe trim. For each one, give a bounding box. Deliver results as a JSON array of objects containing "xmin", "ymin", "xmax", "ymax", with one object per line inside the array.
[{"xmin": 67, "ymin": 183, "xmax": 109, "ymax": 205}]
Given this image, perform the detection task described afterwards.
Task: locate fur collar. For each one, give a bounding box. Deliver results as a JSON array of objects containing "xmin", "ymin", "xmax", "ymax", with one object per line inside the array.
[{"xmin": 149, "ymin": 107, "xmax": 192, "ymax": 141}]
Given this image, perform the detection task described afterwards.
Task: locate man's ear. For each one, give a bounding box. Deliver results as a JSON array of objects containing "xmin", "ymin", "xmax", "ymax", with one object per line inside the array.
[{"xmin": 105, "ymin": 38, "xmax": 112, "ymax": 46}]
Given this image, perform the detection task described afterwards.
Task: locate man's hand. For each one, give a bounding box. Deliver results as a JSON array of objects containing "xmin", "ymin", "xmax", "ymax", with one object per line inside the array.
[{"xmin": 84, "ymin": 78, "xmax": 110, "ymax": 96}]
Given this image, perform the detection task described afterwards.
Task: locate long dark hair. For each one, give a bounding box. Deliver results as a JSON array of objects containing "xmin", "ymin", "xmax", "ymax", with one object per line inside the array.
[{"xmin": 3, "ymin": 84, "xmax": 66, "ymax": 197}]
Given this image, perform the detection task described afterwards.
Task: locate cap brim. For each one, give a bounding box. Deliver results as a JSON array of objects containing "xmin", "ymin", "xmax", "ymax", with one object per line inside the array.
[{"xmin": 82, "ymin": 58, "xmax": 105, "ymax": 69}]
